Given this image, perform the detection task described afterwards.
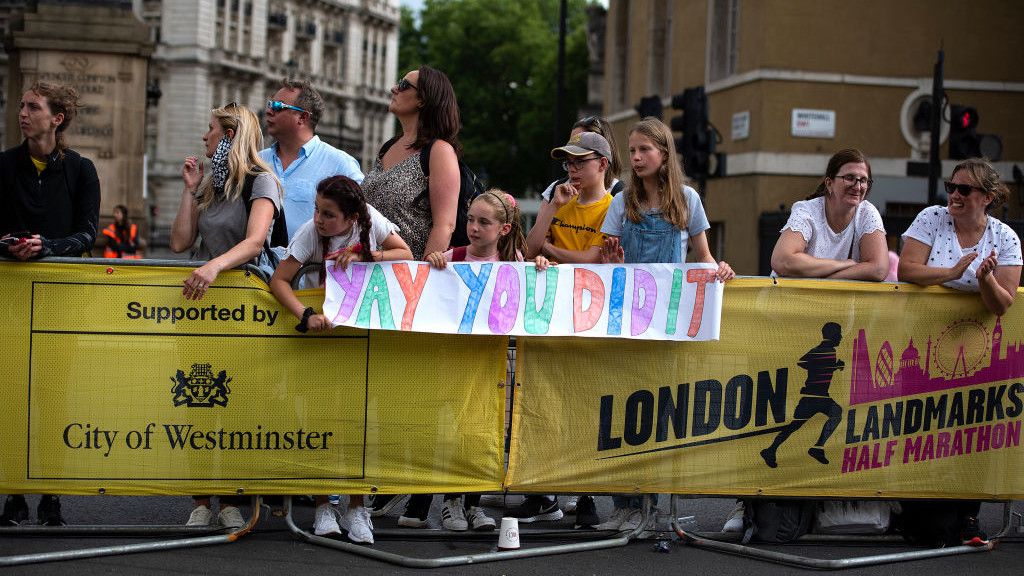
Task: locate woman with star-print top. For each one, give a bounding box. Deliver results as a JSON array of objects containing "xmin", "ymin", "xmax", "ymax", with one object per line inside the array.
[{"xmin": 900, "ymin": 158, "xmax": 1022, "ymax": 315}]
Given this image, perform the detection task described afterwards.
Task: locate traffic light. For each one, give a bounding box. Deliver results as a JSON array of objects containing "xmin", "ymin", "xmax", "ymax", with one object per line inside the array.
[
  {"xmin": 948, "ymin": 105, "xmax": 1003, "ymax": 161},
  {"xmin": 635, "ymin": 95, "xmax": 663, "ymax": 120},
  {"xmin": 669, "ymin": 86, "xmax": 713, "ymax": 179}
]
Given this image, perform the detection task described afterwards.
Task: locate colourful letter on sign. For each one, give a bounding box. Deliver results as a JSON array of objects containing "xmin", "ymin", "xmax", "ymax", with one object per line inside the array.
[
  {"xmin": 630, "ymin": 268, "xmax": 657, "ymax": 336},
  {"xmin": 355, "ymin": 264, "xmax": 396, "ymax": 329},
  {"xmin": 392, "ymin": 263, "xmax": 431, "ymax": 330},
  {"xmin": 329, "ymin": 263, "xmax": 368, "ymax": 324},
  {"xmin": 573, "ymin": 268, "xmax": 605, "ymax": 333},
  {"xmin": 488, "ymin": 264, "xmax": 520, "ymax": 334}
]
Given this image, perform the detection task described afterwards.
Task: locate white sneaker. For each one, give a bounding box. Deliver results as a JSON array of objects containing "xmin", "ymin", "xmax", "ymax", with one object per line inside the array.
[
  {"xmin": 619, "ymin": 508, "xmax": 653, "ymax": 532},
  {"xmin": 593, "ymin": 507, "xmax": 631, "ymax": 531},
  {"xmin": 218, "ymin": 506, "xmax": 245, "ymax": 529},
  {"xmin": 467, "ymin": 506, "xmax": 496, "ymax": 530},
  {"xmin": 339, "ymin": 506, "xmax": 374, "ymax": 544},
  {"xmin": 441, "ymin": 498, "xmax": 468, "ymax": 531},
  {"xmin": 313, "ymin": 503, "xmax": 342, "ymax": 537},
  {"xmin": 563, "ymin": 495, "xmax": 579, "ymax": 513},
  {"xmin": 186, "ymin": 505, "xmax": 212, "ymax": 527},
  {"xmin": 722, "ymin": 500, "xmax": 745, "ymax": 533}
]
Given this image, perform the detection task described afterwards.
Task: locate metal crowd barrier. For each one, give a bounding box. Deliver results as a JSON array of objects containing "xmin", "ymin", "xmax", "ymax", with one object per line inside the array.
[{"xmin": 0, "ymin": 258, "xmax": 1019, "ymax": 568}]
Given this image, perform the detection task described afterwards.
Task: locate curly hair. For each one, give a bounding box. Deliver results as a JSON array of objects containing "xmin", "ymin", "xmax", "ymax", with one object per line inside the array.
[{"xmin": 28, "ymin": 82, "xmax": 79, "ymax": 157}]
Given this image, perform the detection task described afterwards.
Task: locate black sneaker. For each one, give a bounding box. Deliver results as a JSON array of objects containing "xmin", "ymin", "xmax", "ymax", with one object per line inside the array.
[
  {"xmin": 367, "ymin": 494, "xmax": 409, "ymax": 518},
  {"xmin": 37, "ymin": 495, "xmax": 66, "ymax": 526},
  {"xmin": 961, "ymin": 516, "xmax": 989, "ymax": 546},
  {"xmin": 1, "ymin": 495, "xmax": 29, "ymax": 526},
  {"xmin": 574, "ymin": 495, "xmax": 599, "ymax": 529},
  {"xmin": 509, "ymin": 496, "xmax": 563, "ymax": 523}
]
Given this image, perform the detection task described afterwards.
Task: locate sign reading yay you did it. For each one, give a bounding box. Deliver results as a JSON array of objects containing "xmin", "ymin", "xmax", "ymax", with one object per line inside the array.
[{"xmin": 323, "ymin": 261, "xmax": 725, "ymax": 341}]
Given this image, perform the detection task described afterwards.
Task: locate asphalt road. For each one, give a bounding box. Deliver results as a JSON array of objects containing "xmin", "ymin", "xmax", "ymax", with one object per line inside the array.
[{"xmin": 2, "ymin": 495, "xmax": 1021, "ymax": 575}]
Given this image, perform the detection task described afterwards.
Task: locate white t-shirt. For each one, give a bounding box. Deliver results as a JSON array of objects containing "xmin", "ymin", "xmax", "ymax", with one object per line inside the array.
[
  {"xmin": 902, "ymin": 206, "xmax": 1023, "ymax": 292},
  {"xmin": 600, "ymin": 185, "xmax": 710, "ymax": 256},
  {"xmin": 781, "ymin": 196, "xmax": 885, "ymax": 262},
  {"xmin": 285, "ymin": 204, "xmax": 399, "ymax": 265}
]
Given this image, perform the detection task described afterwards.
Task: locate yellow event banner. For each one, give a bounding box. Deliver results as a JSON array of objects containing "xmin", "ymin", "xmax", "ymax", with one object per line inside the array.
[
  {"xmin": 508, "ymin": 278, "xmax": 1024, "ymax": 499},
  {"xmin": 0, "ymin": 261, "xmax": 507, "ymax": 496}
]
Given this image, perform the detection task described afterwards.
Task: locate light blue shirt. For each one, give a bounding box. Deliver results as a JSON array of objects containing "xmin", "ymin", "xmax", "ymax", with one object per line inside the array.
[{"xmin": 259, "ymin": 135, "xmax": 364, "ymax": 240}]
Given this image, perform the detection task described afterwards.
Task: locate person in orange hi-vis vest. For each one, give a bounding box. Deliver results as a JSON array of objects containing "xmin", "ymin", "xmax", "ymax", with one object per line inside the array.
[{"xmin": 101, "ymin": 204, "xmax": 141, "ymax": 258}]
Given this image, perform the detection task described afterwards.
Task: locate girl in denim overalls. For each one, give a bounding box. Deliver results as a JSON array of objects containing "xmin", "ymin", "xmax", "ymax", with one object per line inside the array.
[
  {"xmin": 600, "ymin": 117, "xmax": 733, "ymax": 273},
  {"xmin": 594, "ymin": 117, "xmax": 734, "ymax": 532}
]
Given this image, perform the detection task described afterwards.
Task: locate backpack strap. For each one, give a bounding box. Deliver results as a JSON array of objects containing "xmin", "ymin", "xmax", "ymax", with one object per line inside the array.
[
  {"xmin": 377, "ymin": 135, "xmax": 400, "ymax": 162},
  {"xmin": 610, "ymin": 180, "xmax": 625, "ymax": 196},
  {"xmin": 239, "ymin": 171, "xmax": 281, "ymax": 267},
  {"xmin": 418, "ymin": 139, "xmax": 436, "ymax": 177},
  {"xmin": 450, "ymin": 246, "xmax": 468, "ymax": 262}
]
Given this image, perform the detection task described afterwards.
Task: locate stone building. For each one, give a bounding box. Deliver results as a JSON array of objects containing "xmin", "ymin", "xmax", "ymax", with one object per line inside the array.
[
  {"xmin": 598, "ymin": 0, "xmax": 1024, "ymax": 275},
  {"xmin": 1, "ymin": 0, "xmax": 398, "ymax": 246}
]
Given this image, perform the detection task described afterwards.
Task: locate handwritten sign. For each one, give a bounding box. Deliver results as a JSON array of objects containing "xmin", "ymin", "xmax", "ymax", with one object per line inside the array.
[{"xmin": 323, "ymin": 261, "xmax": 723, "ymax": 341}]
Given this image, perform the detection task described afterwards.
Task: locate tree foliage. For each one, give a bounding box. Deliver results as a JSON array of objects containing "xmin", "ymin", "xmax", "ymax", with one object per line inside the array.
[{"xmin": 399, "ymin": 0, "xmax": 593, "ymax": 195}]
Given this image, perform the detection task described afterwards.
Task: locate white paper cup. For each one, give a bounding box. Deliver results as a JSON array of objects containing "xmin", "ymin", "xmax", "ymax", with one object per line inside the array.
[{"xmin": 497, "ymin": 517, "xmax": 520, "ymax": 550}]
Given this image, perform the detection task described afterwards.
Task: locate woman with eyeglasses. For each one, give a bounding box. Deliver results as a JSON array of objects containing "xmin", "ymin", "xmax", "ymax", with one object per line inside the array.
[
  {"xmin": 361, "ymin": 66, "xmax": 461, "ymax": 261},
  {"xmin": 770, "ymin": 148, "xmax": 889, "ymax": 281},
  {"xmin": 899, "ymin": 158, "xmax": 1021, "ymax": 315}
]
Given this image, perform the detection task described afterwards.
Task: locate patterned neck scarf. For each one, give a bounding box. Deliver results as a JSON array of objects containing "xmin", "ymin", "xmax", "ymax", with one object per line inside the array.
[{"xmin": 210, "ymin": 136, "xmax": 232, "ymax": 195}]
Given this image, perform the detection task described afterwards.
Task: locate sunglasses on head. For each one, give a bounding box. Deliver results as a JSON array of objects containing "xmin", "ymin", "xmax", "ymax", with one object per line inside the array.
[
  {"xmin": 943, "ymin": 181, "xmax": 984, "ymax": 196},
  {"xmin": 266, "ymin": 100, "xmax": 307, "ymax": 114},
  {"xmin": 396, "ymin": 78, "xmax": 418, "ymax": 92}
]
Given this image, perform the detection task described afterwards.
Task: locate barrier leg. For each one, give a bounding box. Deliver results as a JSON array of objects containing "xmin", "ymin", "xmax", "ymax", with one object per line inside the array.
[
  {"xmin": 0, "ymin": 496, "xmax": 260, "ymax": 567},
  {"xmin": 669, "ymin": 495, "xmax": 996, "ymax": 570},
  {"xmin": 284, "ymin": 495, "xmax": 650, "ymax": 568}
]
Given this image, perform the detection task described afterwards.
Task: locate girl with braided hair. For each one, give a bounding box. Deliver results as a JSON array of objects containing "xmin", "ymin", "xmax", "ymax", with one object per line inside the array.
[{"xmin": 268, "ymin": 175, "xmax": 409, "ymax": 544}]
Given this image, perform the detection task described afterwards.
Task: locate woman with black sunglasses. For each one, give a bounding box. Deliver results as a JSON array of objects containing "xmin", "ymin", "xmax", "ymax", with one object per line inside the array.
[
  {"xmin": 361, "ymin": 66, "xmax": 461, "ymax": 261},
  {"xmin": 899, "ymin": 158, "xmax": 1022, "ymax": 315},
  {"xmin": 359, "ymin": 66, "xmax": 463, "ymax": 529}
]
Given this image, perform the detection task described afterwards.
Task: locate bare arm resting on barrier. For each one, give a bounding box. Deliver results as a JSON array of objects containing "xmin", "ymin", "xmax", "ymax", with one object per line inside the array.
[
  {"xmin": 270, "ymin": 255, "xmax": 331, "ymax": 331},
  {"xmin": 899, "ymin": 238, "xmax": 1021, "ymax": 315},
  {"xmin": 977, "ymin": 252, "xmax": 1021, "ymax": 316},
  {"xmin": 686, "ymin": 231, "xmax": 735, "ymax": 281},
  {"xmin": 772, "ymin": 229, "xmax": 888, "ymax": 281},
  {"xmin": 182, "ymin": 198, "xmax": 275, "ymax": 301}
]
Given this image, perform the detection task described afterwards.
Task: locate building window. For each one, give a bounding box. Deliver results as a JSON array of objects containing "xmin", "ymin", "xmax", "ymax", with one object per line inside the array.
[
  {"xmin": 708, "ymin": 0, "xmax": 739, "ymax": 82},
  {"xmin": 612, "ymin": 1, "xmax": 629, "ymax": 110},
  {"xmin": 648, "ymin": 0, "xmax": 668, "ymax": 95}
]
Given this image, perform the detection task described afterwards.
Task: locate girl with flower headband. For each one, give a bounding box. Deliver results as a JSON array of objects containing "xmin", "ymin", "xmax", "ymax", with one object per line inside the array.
[
  {"xmin": 427, "ymin": 189, "xmax": 548, "ymax": 269},
  {"xmin": 424, "ymin": 189, "xmax": 547, "ymax": 532}
]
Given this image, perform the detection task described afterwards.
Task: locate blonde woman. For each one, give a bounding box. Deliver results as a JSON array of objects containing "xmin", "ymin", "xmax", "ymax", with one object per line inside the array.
[
  {"xmin": 170, "ymin": 103, "xmax": 283, "ymax": 301},
  {"xmin": 169, "ymin": 103, "xmax": 282, "ymax": 528}
]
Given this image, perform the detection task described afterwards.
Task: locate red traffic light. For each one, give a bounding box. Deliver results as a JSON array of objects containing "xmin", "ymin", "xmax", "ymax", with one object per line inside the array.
[{"xmin": 953, "ymin": 106, "xmax": 978, "ymax": 130}]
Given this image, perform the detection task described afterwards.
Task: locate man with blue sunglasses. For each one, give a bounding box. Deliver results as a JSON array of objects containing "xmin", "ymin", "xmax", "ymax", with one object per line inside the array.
[{"xmin": 260, "ymin": 79, "xmax": 363, "ymax": 244}]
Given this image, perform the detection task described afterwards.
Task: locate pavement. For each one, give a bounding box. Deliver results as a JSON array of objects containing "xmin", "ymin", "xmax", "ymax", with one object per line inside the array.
[{"xmin": 2, "ymin": 495, "xmax": 1021, "ymax": 575}]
